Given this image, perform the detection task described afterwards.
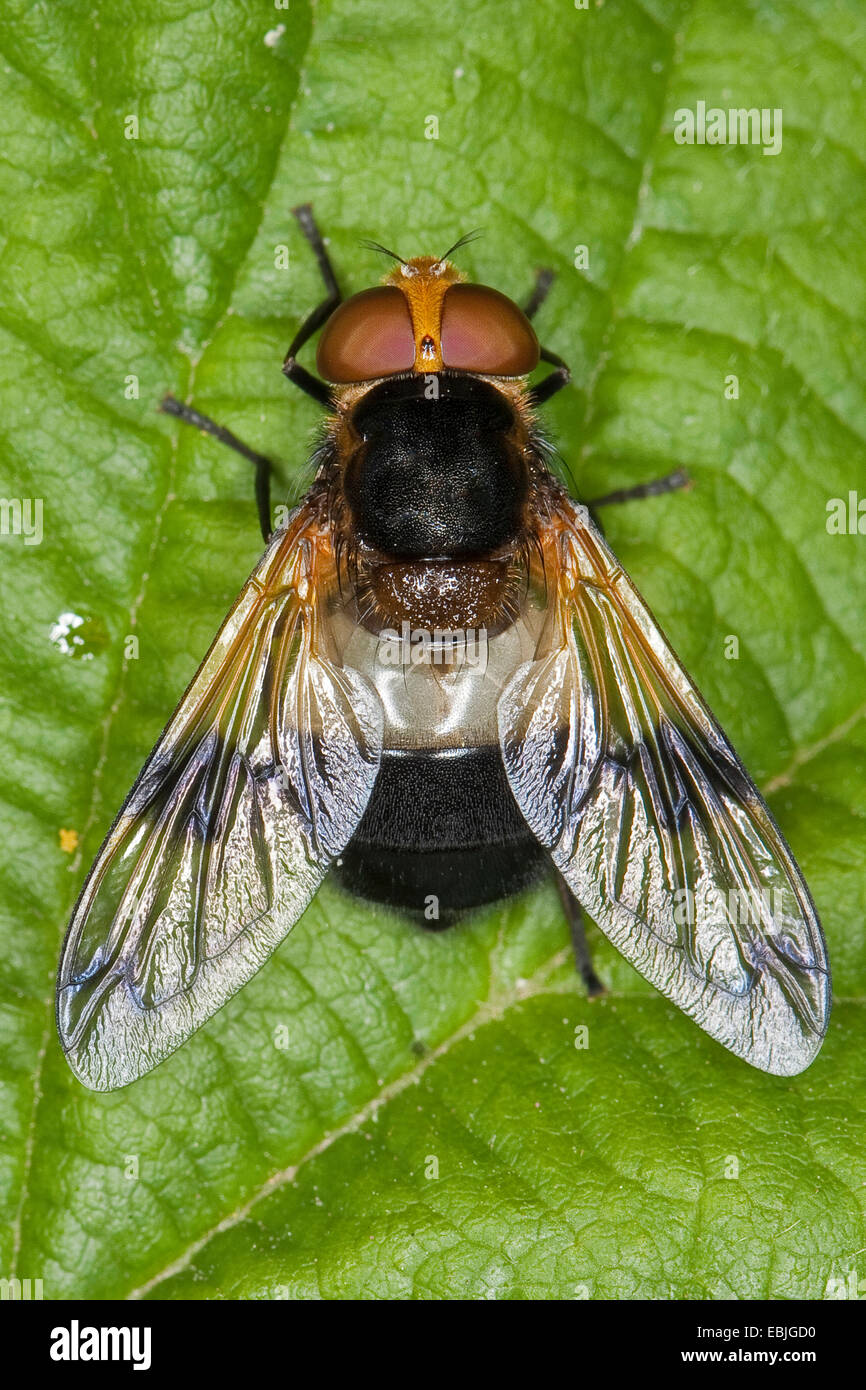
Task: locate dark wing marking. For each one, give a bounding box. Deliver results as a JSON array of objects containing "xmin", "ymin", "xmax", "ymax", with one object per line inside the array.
[
  {"xmin": 57, "ymin": 503, "xmax": 383, "ymax": 1090},
  {"xmin": 498, "ymin": 496, "xmax": 830, "ymax": 1075}
]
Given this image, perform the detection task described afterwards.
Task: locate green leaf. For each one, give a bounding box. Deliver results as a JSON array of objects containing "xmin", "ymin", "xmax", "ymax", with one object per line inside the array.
[{"xmin": 1, "ymin": 0, "xmax": 865, "ymax": 1300}]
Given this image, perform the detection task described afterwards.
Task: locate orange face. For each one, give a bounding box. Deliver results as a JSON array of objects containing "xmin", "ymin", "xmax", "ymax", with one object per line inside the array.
[{"xmin": 316, "ymin": 255, "xmax": 539, "ymax": 384}]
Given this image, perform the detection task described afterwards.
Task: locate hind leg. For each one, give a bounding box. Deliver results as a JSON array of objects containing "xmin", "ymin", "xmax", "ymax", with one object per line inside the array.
[{"xmin": 556, "ymin": 876, "xmax": 605, "ymax": 997}]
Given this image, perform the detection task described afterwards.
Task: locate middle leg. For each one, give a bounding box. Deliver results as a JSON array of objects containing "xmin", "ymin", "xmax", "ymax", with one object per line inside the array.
[
  {"xmin": 588, "ymin": 468, "xmax": 692, "ymax": 509},
  {"xmin": 160, "ymin": 394, "xmax": 277, "ymax": 542}
]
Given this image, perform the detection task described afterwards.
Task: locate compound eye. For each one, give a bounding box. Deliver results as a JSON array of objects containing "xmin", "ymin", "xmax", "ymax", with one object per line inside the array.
[
  {"xmin": 316, "ymin": 287, "xmax": 415, "ymax": 383},
  {"xmin": 441, "ymin": 283, "xmax": 539, "ymax": 375}
]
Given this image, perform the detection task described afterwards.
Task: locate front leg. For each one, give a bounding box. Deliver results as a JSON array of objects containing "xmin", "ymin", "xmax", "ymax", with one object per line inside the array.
[{"xmin": 282, "ymin": 203, "xmax": 341, "ymax": 407}]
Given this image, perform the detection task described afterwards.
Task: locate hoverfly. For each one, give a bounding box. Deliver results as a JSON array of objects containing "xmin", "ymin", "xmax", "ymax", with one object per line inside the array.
[{"xmin": 57, "ymin": 206, "xmax": 830, "ymax": 1089}]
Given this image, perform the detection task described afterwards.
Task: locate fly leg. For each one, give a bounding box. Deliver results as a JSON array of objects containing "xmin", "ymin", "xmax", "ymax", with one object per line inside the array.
[
  {"xmin": 521, "ymin": 265, "xmax": 690, "ymax": 491},
  {"xmin": 556, "ymin": 875, "xmax": 606, "ymax": 998},
  {"xmin": 523, "ymin": 267, "xmax": 555, "ymax": 320},
  {"xmin": 159, "ymin": 395, "xmax": 276, "ymax": 543},
  {"xmin": 159, "ymin": 207, "xmax": 342, "ymax": 541},
  {"xmin": 588, "ymin": 469, "xmax": 692, "ymax": 508},
  {"xmin": 522, "ymin": 268, "xmax": 571, "ymax": 408},
  {"xmin": 582, "ymin": 468, "xmax": 692, "ymax": 536},
  {"xmin": 282, "ymin": 203, "xmax": 341, "ymax": 407},
  {"xmin": 529, "ymin": 347, "xmax": 571, "ymax": 407}
]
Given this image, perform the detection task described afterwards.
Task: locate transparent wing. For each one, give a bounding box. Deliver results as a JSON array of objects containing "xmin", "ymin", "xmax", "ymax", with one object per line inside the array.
[
  {"xmin": 499, "ymin": 496, "xmax": 830, "ymax": 1075},
  {"xmin": 57, "ymin": 502, "xmax": 383, "ymax": 1090}
]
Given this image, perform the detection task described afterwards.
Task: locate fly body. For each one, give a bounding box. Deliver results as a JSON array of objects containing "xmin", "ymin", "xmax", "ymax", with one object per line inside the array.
[{"xmin": 56, "ymin": 206, "xmax": 830, "ymax": 1089}]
